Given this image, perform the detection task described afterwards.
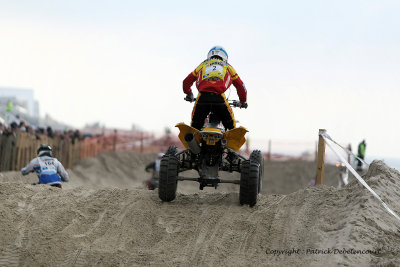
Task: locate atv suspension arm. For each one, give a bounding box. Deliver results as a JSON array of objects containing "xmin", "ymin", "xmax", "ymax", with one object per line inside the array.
[{"xmin": 177, "ymin": 176, "xmax": 240, "ymax": 184}]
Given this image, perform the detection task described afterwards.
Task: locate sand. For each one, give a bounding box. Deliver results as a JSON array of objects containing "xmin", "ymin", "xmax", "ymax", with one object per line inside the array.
[{"xmin": 0, "ymin": 151, "xmax": 399, "ymax": 266}]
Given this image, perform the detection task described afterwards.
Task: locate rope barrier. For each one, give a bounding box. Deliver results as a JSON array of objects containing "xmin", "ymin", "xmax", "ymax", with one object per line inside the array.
[
  {"xmin": 320, "ymin": 132, "xmax": 400, "ymax": 222},
  {"xmin": 322, "ymin": 133, "xmax": 369, "ymax": 167}
]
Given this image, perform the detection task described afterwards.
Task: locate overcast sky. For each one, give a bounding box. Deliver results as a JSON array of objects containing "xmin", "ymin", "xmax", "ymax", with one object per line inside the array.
[{"xmin": 0, "ymin": 0, "xmax": 399, "ymax": 159}]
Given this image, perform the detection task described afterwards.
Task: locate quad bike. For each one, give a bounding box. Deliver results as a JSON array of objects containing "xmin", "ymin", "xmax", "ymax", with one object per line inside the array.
[{"xmin": 158, "ymin": 99, "xmax": 264, "ymax": 207}]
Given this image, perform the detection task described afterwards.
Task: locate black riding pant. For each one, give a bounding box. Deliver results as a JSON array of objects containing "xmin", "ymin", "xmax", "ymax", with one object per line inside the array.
[{"xmin": 191, "ymin": 92, "xmax": 235, "ymax": 130}]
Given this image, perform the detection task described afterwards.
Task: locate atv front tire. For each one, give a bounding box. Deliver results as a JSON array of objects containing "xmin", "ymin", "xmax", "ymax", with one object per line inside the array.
[
  {"xmin": 250, "ymin": 150, "xmax": 264, "ymax": 193},
  {"xmin": 158, "ymin": 155, "xmax": 179, "ymax": 202},
  {"xmin": 239, "ymin": 160, "xmax": 259, "ymax": 207}
]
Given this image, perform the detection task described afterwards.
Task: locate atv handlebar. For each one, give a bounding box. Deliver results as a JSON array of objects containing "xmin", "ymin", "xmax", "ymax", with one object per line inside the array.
[
  {"xmin": 184, "ymin": 97, "xmax": 247, "ymax": 109},
  {"xmin": 230, "ymin": 100, "xmax": 248, "ymax": 109}
]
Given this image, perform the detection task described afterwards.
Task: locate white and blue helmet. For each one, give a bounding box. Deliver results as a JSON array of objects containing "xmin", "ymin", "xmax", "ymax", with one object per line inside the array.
[
  {"xmin": 37, "ymin": 144, "xmax": 53, "ymax": 157},
  {"xmin": 207, "ymin": 46, "xmax": 228, "ymax": 62}
]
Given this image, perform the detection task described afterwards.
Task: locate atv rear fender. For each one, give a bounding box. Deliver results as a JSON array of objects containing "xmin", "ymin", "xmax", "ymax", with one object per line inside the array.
[{"xmin": 175, "ymin": 123, "xmax": 248, "ymax": 152}]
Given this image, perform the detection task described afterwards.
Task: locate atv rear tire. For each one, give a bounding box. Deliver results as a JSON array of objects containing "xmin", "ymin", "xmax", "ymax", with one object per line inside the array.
[
  {"xmin": 250, "ymin": 150, "xmax": 264, "ymax": 193},
  {"xmin": 165, "ymin": 146, "xmax": 178, "ymax": 156},
  {"xmin": 158, "ymin": 155, "xmax": 179, "ymax": 202},
  {"xmin": 239, "ymin": 160, "xmax": 259, "ymax": 207}
]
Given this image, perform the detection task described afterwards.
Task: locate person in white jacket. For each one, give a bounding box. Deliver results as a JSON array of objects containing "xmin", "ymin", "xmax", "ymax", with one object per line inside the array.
[
  {"xmin": 336, "ymin": 162, "xmax": 349, "ymax": 188},
  {"xmin": 145, "ymin": 153, "xmax": 164, "ymax": 190},
  {"xmin": 21, "ymin": 144, "xmax": 69, "ymax": 188}
]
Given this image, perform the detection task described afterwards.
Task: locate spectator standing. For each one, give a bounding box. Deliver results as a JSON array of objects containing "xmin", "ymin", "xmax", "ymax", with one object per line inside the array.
[{"xmin": 357, "ymin": 139, "xmax": 367, "ymax": 171}]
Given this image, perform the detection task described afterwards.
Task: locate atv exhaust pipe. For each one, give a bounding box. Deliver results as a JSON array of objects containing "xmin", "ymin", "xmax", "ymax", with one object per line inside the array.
[{"xmin": 184, "ymin": 133, "xmax": 201, "ymax": 154}]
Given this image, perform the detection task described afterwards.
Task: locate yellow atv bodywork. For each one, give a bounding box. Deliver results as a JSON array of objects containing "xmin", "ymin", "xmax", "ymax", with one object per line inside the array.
[
  {"xmin": 223, "ymin": 127, "xmax": 248, "ymax": 151},
  {"xmin": 175, "ymin": 123, "xmax": 248, "ymax": 151}
]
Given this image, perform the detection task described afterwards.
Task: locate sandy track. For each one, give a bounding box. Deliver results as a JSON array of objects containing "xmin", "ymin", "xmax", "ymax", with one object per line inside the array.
[{"xmin": 0, "ymin": 152, "xmax": 399, "ymax": 266}]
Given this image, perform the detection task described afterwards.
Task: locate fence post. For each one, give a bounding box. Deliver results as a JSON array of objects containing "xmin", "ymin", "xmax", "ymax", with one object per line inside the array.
[
  {"xmin": 314, "ymin": 141, "xmax": 318, "ymax": 162},
  {"xmin": 267, "ymin": 139, "xmax": 271, "ymax": 161},
  {"xmin": 140, "ymin": 132, "xmax": 143, "ymax": 153},
  {"xmin": 316, "ymin": 129, "xmax": 326, "ymax": 185},
  {"xmin": 113, "ymin": 130, "xmax": 117, "ymax": 152},
  {"xmin": 347, "ymin": 143, "xmax": 352, "ymax": 164}
]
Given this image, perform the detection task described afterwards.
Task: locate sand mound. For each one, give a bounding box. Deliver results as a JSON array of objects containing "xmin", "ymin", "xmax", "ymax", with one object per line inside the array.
[
  {"xmin": 263, "ymin": 160, "xmax": 341, "ymax": 194},
  {"xmin": 0, "ymin": 151, "xmax": 157, "ymax": 189},
  {"xmin": 1, "ymin": 151, "xmax": 341, "ymax": 194},
  {"xmin": 68, "ymin": 151, "xmax": 156, "ymax": 189},
  {"xmin": 0, "ymin": 155, "xmax": 399, "ymax": 266}
]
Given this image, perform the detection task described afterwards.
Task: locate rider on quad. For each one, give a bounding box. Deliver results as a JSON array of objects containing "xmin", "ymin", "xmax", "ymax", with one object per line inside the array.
[
  {"xmin": 157, "ymin": 46, "xmax": 261, "ymax": 206},
  {"xmin": 145, "ymin": 153, "xmax": 164, "ymax": 190},
  {"xmin": 183, "ymin": 46, "xmax": 248, "ymax": 130}
]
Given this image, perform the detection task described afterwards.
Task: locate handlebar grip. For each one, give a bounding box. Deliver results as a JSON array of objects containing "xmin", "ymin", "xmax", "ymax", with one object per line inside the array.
[
  {"xmin": 184, "ymin": 96, "xmax": 196, "ymax": 103},
  {"xmin": 229, "ymin": 101, "xmax": 248, "ymax": 109}
]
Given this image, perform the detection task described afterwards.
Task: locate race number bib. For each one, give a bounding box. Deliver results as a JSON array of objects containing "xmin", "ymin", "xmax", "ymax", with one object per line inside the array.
[
  {"xmin": 205, "ymin": 65, "xmax": 223, "ymax": 74},
  {"xmin": 201, "ymin": 59, "xmax": 228, "ymax": 80},
  {"xmin": 38, "ymin": 158, "xmax": 58, "ymax": 175}
]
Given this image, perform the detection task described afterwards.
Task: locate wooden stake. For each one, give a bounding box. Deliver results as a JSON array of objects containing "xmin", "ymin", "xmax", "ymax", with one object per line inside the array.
[{"xmin": 316, "ymin": 129, "xmax": 326, "ymax": 185}]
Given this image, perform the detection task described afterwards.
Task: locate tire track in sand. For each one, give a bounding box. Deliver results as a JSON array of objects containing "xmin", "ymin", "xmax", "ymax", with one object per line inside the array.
[
  {"xmin": 0, "ymin": 246, "xmax": 20, "ymax": 267},
  {"xmin": 187, "ymin": 197, "xmax": 237, "ymax": 265},
  {"xmin": 60, "ymin": 248, "xmax": 88, "ymax": 267}
]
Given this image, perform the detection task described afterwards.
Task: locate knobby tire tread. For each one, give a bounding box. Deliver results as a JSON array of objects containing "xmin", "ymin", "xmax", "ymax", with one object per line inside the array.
[
  {"xmin": 165, "ymin": 146, "xmax": 178, "ymax": 156},
  {"xmin": 158, "ymin": 155, "xmax": 179, "ymax": 202},
  {"xmin": 250, "ymin": 150, "xmax": 264, "ymax": 193},
  {"xmin": 240, "ymin": 160, "xmax": 259, "ymax": 207}
]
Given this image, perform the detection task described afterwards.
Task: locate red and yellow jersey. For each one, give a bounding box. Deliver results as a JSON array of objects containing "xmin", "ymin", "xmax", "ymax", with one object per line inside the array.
[{"xmin": 183, "ymin": 58, "xmax": 247, "ymax": 102}]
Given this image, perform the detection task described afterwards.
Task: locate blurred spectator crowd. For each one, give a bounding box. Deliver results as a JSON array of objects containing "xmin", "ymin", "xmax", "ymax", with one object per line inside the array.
[{"xmin": 0, "ymin": 114, "xmax": 83, "ymax": 144}]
